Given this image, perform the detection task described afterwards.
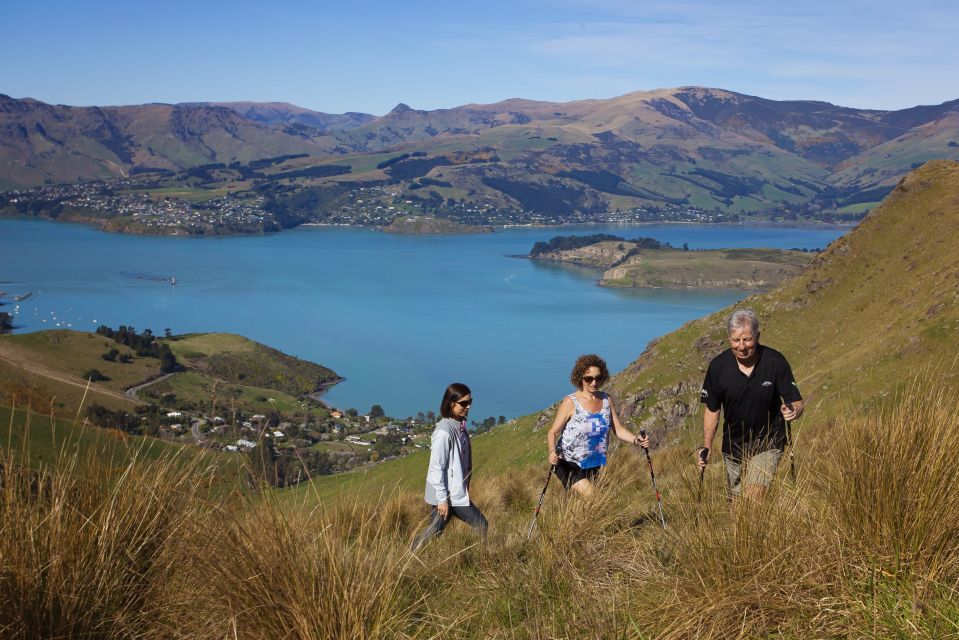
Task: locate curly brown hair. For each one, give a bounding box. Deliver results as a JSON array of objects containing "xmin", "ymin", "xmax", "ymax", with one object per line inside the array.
[{"xmin": 569, "ymin": 354, "xmax": 609, "ymax": 388}]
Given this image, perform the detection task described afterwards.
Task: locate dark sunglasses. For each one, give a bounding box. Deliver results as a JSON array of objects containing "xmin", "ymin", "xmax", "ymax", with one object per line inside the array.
[
  {"xmin": 582, "ymin": 376, "xmax": 604, "ymax": 384},
  {"xmin": 454, "ymin": 398, "xmax": 473, "ymax": 407}
]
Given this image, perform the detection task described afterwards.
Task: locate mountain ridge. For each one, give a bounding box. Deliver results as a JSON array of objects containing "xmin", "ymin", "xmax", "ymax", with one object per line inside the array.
[{"xmin": 3, "ymin": 89, "xmax": 958, "ymax": 218}]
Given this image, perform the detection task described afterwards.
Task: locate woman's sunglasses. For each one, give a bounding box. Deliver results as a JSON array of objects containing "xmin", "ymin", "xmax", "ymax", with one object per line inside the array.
[
  {"xmin": 582, "ymin": 376, "xmax": 604, "ymax": 384},
  {"xmin": 454, "ymin": 398, "xmax": 473, "ymax": 408}
]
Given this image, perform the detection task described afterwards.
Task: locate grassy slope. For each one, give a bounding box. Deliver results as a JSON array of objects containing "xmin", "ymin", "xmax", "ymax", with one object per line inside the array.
[
  {"xmin": 0, "ymin": 330, "xmax": 336, "ymax": 420},
  {"xmin": 139, "ymin": 370, "xmax": 309, "ymax": 416},
  {"xmin": 0, "ymin": 330, "xmax": 148, "ymax": 415},
  {"xmin": 0, "ymin": 330, "xmax": 159, "ymax": 393},
  {"xmin": 305, "ymin": 160, "xmax": 959, "ymax": 498},
  {"xmin": 600, "ymin": 248, "xmax": 815, "ymax": 289},
  {"xmin": 0, "ymin": 405, "xmax": 244, "ymax": 490},
  {"xmin": 832, "ymin": 113, "xmax": 959, "ymax": 190},
  {"xmin": 168, "ymin": 333, "xmax": 338, "ymax": 397}
]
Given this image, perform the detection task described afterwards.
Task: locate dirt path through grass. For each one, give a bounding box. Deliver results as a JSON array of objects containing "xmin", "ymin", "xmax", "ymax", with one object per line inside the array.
[{"xmin": 0, "ymin": 340, "xmax": 138, "ymax": 404}]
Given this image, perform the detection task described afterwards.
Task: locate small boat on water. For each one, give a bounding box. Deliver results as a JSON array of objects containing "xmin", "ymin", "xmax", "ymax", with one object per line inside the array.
[
  {"xmin": 13, "ymin": 292, "xmax": 33, "ymax": 302},
  {"xmin": 170, "ymin": 276, "xmax": 176, "ymax": 285}
]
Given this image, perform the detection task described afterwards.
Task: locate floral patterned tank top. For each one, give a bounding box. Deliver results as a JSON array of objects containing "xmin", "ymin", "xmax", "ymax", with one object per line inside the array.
[{"xmin": 557, "ymin": 393, "xmax": 611, "ymax": 469}]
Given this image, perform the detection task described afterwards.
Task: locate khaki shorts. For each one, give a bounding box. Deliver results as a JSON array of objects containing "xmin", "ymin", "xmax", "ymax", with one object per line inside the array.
[{"xmin": 723, "ymin": 449, "xmax": 783, "ymax": 497}]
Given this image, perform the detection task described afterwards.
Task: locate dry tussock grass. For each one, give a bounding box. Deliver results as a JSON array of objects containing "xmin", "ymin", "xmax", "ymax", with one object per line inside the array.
[
  {"xmin": 0, "ymin": 411, "xmax": 214, "ymax": 639},
  {"xmin": 3, "ymin": 371, "xmax": 959, "ymax": 638}
]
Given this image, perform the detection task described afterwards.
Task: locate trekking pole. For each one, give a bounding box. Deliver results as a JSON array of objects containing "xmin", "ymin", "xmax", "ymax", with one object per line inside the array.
[
  {"xmin": 786, "ymin": 418, "xmax": 796, "ymax": 482},
  {"xmin": 783, "ymin": 399, "xmax": 796, "ymax": 482},
  {"xmin": 697, "ymin": 447, "xmax": 709, "ymax": 504},
  {"xmin": 639, "ymin": 429, "xmax": 666, "ymax": 530},
  {"xmin": 525, "ymin": 465, "xmax": 554, "ymax": 543}
]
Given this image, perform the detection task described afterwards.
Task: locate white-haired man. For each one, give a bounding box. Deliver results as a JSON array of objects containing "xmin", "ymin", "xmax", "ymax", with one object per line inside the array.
[{"xmin": 698, "ymin": 309, "xmax": 804, "ymax": 501}]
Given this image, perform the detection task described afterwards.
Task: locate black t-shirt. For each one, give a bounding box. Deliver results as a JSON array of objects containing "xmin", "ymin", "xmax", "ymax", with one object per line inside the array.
[{"xmin": 700, "ymin": 344, "xmax": 802, "ymax": 457}]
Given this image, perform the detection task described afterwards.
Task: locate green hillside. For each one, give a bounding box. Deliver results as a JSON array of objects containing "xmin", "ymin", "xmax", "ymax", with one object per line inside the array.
[
  {"xmin": 0, "ymin": 330, "xmax": 337, "ymax": 424},
  {"xmin": 167, "ymin": 333, "xmax": 338, "ymax": 397},
  {"xmin": 0, "ymin": 405, "xmax": 244, "ymax": 490}
]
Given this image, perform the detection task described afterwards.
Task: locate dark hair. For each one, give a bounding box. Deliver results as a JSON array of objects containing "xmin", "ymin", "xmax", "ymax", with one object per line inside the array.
[
  {"xmin": 440, "ymin": 382, "xmax": 472, "ymax": 419},
  {"xmin": 570, "ymin": 354, "xmax": 609, "ymax": 388}
]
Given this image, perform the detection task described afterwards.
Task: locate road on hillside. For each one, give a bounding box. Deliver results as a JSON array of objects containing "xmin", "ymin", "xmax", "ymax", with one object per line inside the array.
[{"xmin": 124, "ymin": 372, "xmax": 176, "ymax": 400}]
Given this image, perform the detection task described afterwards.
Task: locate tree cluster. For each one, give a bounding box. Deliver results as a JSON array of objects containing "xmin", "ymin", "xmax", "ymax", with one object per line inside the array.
[
  {"xmin": 95, "ymin": 325, "xmax": 177, "ymax": 373},
  {"xmin": 530, "ymin": 234, "xmax": 666, "ymax": 257},
  {"xmin": 85, "ymin": 403, "xmax": 165, "ymax": 437},
  {"xmin": 471, "ymin": 415, "xmax": 507, "ymax": 433}
]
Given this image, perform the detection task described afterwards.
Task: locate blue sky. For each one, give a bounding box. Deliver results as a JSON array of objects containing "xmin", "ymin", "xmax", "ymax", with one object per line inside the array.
[{"xmin": 2, "ymin": 0, "xmax": 956, "ymax": 115}]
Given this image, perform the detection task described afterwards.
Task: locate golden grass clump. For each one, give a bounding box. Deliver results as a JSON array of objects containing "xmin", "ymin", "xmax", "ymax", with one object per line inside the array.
[
  {"xmin": 0, "ymin": 412, "xmax": 214, "ymax": 639},
  {"xmin": 817, "ymin": 375, "xmax": 959, "ymax": 635},
  {"xmin": 163, "ymin": 494, "xmax": 421, "ymax": 640},
  {"xmin": 824, "ymin": 377, "xmax": 959, "ymax": 576}
]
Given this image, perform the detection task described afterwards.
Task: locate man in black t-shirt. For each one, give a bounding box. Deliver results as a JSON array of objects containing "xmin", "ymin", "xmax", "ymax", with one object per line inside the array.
[{"xmin": 698, "ymin": 309, "xmax": 804, "ymax": 501}]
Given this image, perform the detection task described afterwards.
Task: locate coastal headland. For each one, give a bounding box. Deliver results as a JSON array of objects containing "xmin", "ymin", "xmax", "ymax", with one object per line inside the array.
[{"xmin": 528, "ymin": 234, "xmax": 816, "ymax": 289}]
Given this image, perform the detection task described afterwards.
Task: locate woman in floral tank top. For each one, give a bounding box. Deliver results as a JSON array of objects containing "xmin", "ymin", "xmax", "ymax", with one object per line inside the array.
[{"xmin": 546, "ymin": 354, "xmax": 650, "ymax": 495}]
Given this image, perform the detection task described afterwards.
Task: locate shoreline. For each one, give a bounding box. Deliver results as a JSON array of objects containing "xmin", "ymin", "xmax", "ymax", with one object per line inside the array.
[
  {"xmin": 308, "ymin": 376, "xmax": 345, "ymax": 410},
  {"xmin": 3, "ymin": 214, "xmax": 856, "ymax": 239}
]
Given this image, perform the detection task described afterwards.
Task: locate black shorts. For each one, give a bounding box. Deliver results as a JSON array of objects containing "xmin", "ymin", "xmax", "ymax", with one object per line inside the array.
[{"xmin": 554, "ymin": 459, "xmax": 600, "ymax": 489}]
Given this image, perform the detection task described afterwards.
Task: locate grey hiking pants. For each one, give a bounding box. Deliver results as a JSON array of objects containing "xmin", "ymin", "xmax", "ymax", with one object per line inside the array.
[{"xmin": 411, "ymin": 502, "xmax": 488, "ymax": 551}]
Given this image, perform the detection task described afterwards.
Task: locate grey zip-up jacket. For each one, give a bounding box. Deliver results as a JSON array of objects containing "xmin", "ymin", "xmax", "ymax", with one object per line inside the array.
[{"xmin": 423, "ymin": 418, "xmax": 471, "ymax": 507}]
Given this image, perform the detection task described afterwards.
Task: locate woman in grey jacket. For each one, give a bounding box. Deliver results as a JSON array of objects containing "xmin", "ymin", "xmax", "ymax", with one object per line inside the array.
[{"xmin": 411, "ymin": 383, "xmax": 488, "ymax": 551}]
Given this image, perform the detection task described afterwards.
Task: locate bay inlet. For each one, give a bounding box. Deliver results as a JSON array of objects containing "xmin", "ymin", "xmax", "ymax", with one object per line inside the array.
[{"xmin": 0, "ymin": 220, "xmax": 845, "ymax": 419}]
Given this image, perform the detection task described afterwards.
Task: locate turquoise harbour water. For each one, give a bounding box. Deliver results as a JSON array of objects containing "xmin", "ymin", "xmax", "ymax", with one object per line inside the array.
[{"xmin": 0, "ymin": 220, "xmax": 845, "ymax": 420}]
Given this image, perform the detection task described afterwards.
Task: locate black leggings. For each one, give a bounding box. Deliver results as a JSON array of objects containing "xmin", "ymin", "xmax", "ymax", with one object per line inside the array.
[{"xmin": 411, "ymin": 502, "xmax": 488, "ymax": 551}]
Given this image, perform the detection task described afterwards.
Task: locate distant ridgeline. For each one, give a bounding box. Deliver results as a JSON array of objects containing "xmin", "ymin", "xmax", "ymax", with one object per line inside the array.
[
  {"xmin": 529, "ymin": 234, "xmax": 667, "ymax": 257},
  {"xmin": 6, "ymin": 88, "xmax": 959, "ymax": 236}
]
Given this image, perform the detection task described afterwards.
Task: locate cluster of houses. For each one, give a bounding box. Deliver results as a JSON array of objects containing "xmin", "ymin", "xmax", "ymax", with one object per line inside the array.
[
  {"xmin": 606, "ymin": 205, "xmax": 730, "ymax": 224},
  {"xmin": 163, "ymin": 410, "xmax": 287, "ymax": 451},
  {"xmin": 4, "ymin": 180, "xmax": 276, "ymax": 233},
  {"xmin": 330, "ymin": 186, "xmax": 523, "ymax": 227},
  {"xmin": 155, "ymin": 399, "xmax": 443, "ymax": 479}
]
